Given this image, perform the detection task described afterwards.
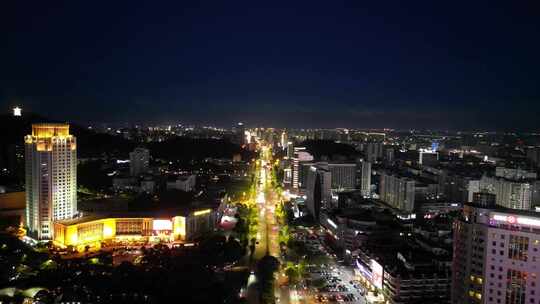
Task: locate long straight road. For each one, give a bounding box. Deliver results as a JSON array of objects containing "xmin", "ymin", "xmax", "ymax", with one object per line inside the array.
[
  {"xmin": 248, "ymin": 144, "xmax": 368, "ymax": 304},
  {"xmin": 252, "ymin": 146, "xmax": 278, "ymax": 259},
  {"xmin": 247, "ymin": 145, "xmax": 291, "ymax": 304},
  {"xmin": 253, "ymin": 156, "xmax": 269, "ymax": 260}
]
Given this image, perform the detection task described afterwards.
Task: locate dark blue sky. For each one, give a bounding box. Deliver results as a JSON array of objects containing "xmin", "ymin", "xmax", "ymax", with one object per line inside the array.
[{"xmin": 1, "ymin": 1, "xmax": 539, "ymax": 130}]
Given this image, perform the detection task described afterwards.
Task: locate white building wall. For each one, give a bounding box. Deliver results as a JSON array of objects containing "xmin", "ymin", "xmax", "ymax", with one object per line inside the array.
[
  {"xmin": 360, "ymin": 161, "xmax": 372, "ymax": 197},
  {"xmin": 25, "ymin": 125, "xmax": 77, "ymax": 240}
]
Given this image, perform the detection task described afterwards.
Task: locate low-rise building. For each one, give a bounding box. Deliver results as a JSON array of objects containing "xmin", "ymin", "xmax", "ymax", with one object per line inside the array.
[
  {"xmin": 495, "ymin": 166, "xmax": 537, "ymax": 180},
  {"xmin": 54, "ymin": 206, "xmax": 216, "ymax": 251},
  {"xmin": 355, "ymin": 238, "xmax": 451, "ymax": 304},
  {"xmin": 167, "ymin": 175, "xmax": 196, "ymax": 192},
  {"xmin": 140, "ymin": 179, "xmax": 156, "ymax": 194},
  {"xmin": 112, "ymin": 176, "xmax": 137, "ymax": 191}
]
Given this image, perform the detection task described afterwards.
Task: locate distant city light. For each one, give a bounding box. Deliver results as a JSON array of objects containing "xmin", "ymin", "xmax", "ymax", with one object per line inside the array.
[{"xmin": 13, "ymin": 106, "xmax": 22, "ymax": 116}]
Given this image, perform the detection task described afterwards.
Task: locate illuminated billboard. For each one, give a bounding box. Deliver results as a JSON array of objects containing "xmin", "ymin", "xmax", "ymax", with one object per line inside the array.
[
  {"xmin": 153, "ymin": 219, "xmax": 172, "ymax": 231},
  {"xmin": 371, "ymin": 259, "xmax": 383, "ymax": 289},
  {"xmin": 491, "ymin": 213, "xmax": 540, "ymax": 227},
  {"xmin": 194, "ymin": 209, "xmax": 211, "ymax": 216},
  {"xmin": 173, "ymin": 216, "xmax": 186, "ymax": 239}
]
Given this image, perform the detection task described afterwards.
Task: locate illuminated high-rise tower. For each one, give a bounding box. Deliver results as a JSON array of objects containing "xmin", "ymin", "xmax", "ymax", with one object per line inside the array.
[
  {"xmin": 280, "ymin": 131, "xmax": 288, "ymax": 150},
  {"xmin": 25, "ymin": 124, "xmax": 77, "ymax": 240},
  {"xmin": 359, "ymin": 160, "xmax": 372, "ymax": 197}
]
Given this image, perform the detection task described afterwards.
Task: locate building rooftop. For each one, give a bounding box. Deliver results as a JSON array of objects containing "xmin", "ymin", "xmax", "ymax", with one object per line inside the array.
[
  {"xmin": 31, "ymin": 123, "xmax": 70, "ymax": 138},
  {"xmin": 360, "ymin": 237, "xmax": 450, "ymax": 279},
  {"xmin": 465, "ymin": 202, "xmax": 540, "ymax": 218},
  {"xmin": 332, "ymin": 208, "xmax": 377, "ymax": 223}
]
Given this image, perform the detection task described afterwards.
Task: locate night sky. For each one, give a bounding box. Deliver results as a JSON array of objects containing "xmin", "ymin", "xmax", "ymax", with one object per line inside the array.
[{"xmin": 1, "ymin": 1, "xmax": 539, "ymax": 130}]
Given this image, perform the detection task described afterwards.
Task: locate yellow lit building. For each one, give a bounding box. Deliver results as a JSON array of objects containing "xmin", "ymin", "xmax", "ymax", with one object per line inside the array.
[
  {"xmin": 53, "ymin": 207, "xmax": 216, "ymax": 249},
  {"xmin": 25, "ymin": 124, "xmax": 77, "ymax": 240}
]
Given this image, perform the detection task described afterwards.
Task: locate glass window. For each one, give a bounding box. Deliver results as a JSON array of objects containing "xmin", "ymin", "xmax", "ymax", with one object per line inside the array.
[
  {"xmin": 508, "ymin": 235, "xmax": 529, "ymax": 262},
  {"xmin": 506, "ymin": 269, "xmax": 526, "ymax": 304}
]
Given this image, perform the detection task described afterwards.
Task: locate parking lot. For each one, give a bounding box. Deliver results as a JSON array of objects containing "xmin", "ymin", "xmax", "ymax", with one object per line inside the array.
[
  {"xmin": 290, "ymin": 228, "xmax": 368, "ymax": 304},
  {"xmin": 303, "ymin": 263, "xmax": 367, "ymax": 304}
]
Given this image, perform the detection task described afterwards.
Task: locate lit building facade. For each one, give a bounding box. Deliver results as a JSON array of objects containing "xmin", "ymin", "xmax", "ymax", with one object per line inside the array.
[
  {"xmin": 495, "ymin": 167, "xmax": 537, "ymax": 180},
  {"xmin": 299, "ymin": 162, "xmax": 356, "ymax": 191},
  {"xmin": 286, "ymin": 141, "xmax": 294, "ymax": 159},
  {"xmin": 306, "ymin": 165, "xmax": 331, "ymax": 220},
  {"xmin": 129, "ymin": 147, "xmax": 150, "ymax": 176},
  {"xmin": 379, "ymin": 171, "xmax": 415, "ymax": 213},
  {"xmin": 419, "ymin": 149, "xmax": 439, "ymax": 166},
  {"xmin": 327, "ymin": 163, "xmax": 357, "ymax": 190},
  {"xmin": 283, "ymin": 167, "xmax": 292, "ymax": 186},
  {"xmin": 359, "ymin": 160, "xmax": 372, "ymax": 197},
  {"xmin": 354, "ymin": 242, "xmax": 451, "ymax": 304},
  {"xmin": 292, "ymin": 147, "xmax": 313, "ymax": 189},
  {"xmin": 166, "ymin": 175, "xmax": 196, "ymax": 192},
  {"xmin": 480, "ymin": 176, "xmax": 533, "ymax": 210},
  {"xmin": 452, "ymin": 194, "xmax": 540, "ymax": 304},
  {"xmin": 54, "ymin": 208, "xmax": 216, "ymax": 250},
  {"xmin": 280, "ymin": 131, "xmax": 288, "ymax": 150},
  {"xmin": 366, "ymin": 142, "xmax": 383, "ymax": 163},
  {"xmin": 385, "ymin": 148, "xmax": 395, "ymax": 164},
  {"xmin": 25, "ymin": 124, "xmax": 77, "ymax": 240}
]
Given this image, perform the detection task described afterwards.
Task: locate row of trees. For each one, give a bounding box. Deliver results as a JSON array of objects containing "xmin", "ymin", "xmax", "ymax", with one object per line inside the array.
[
  {"xmin": 256, "ymin": 255, "xmax": 280, "ymax": 304},
  {"xmin": 284, "ymin": 260, "xmax": 306, "ymax": 285},
  {"xmin": 232, "ymin": 203, "xmax": 259, "ymax": 250},
  {"xmin": 275, "ymin": 202, "xmax": 290, "ymax": 251}
]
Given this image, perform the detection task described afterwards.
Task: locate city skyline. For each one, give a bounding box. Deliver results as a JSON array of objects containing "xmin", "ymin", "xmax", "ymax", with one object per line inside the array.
[
  {"xmin": 1, "ymin": 2, "xmax": 540, "ymax": 130},
  {"xmin": 2, "ymin": 113, "xmax": 540, "ymax": 303},
  {"xmin": 6, "ymin": 107, "xmax": 540, "ymax": 133}
]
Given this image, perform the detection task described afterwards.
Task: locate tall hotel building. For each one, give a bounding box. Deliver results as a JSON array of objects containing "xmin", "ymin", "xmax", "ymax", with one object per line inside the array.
[
  {"xmin": 452, "ymin": 192, "xmax": 540, "ymax": 304},
  {"xmin": 25, "ymin": 124, "xmax": 77, "ymax": 240}
]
